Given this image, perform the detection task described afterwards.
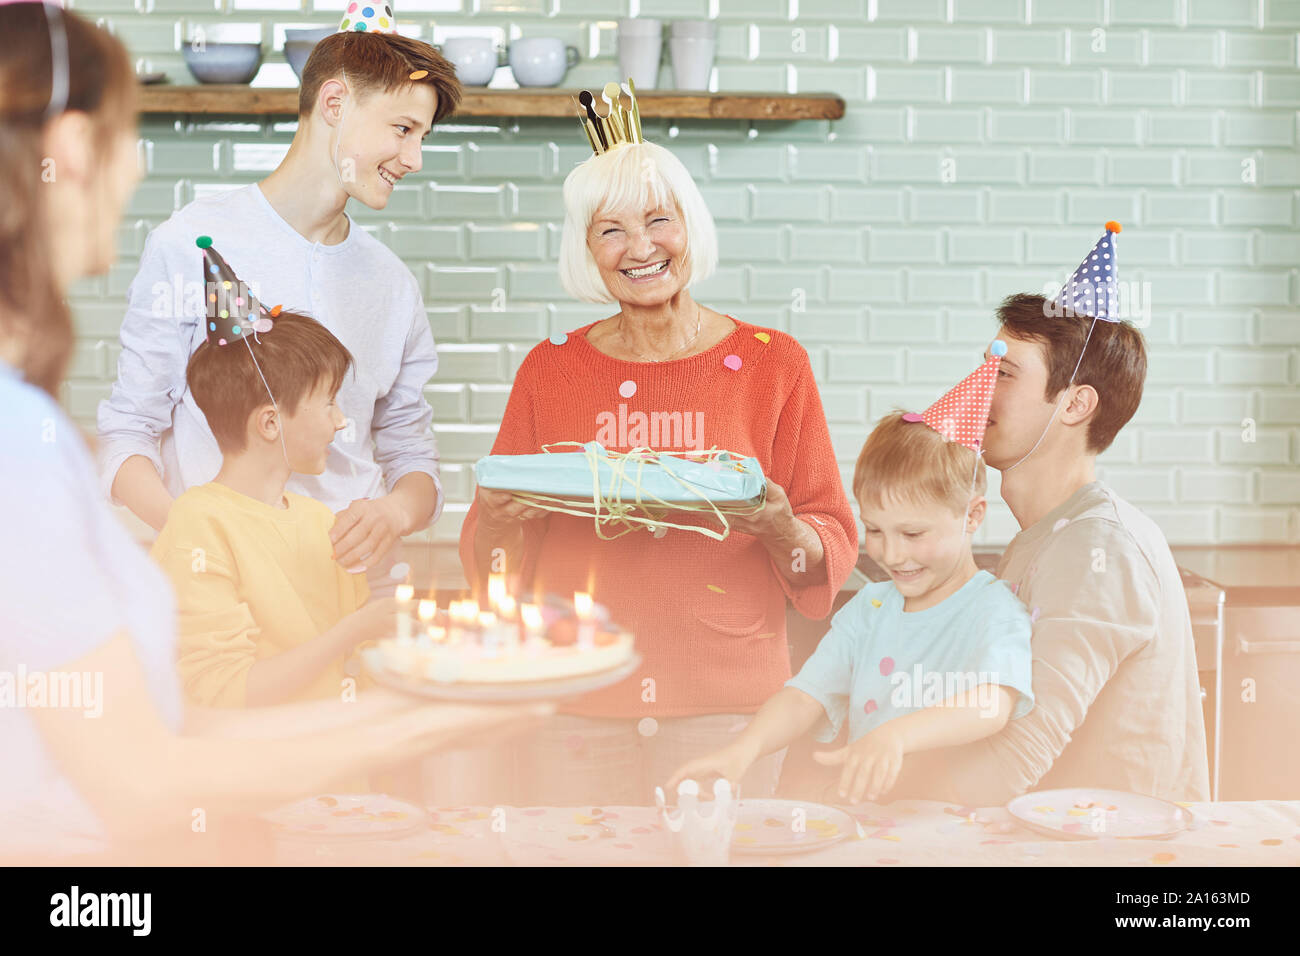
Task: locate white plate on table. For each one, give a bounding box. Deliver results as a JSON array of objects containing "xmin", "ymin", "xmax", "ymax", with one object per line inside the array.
[
  {"xmin": 263, "ymin": 793, "xmax": 428, "ymax": 843},
  {"xmin": 362, "ymin": 648, "xmax": 642, "ymax": 702},
  {"xmin": 1006, "ymin": 788, "xmax": 1194, "ymax": 841},
  {"xmin": 731, "ymin": 798, "xmax": 855, "ymax": 855}
]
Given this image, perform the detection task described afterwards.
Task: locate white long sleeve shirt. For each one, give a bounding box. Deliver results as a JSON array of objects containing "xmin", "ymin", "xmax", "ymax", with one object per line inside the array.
[{"xmin": 96, "ymin": 183, "xmax": 443, "ymax": 522}]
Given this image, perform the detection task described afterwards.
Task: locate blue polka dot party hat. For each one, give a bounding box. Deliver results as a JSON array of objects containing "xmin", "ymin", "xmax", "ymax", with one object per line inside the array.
[
  {"xmin": 338, "ymin": 2, "xmax": 397, "ymax": 33},
  {"xmin": 1051, "ymin": 221, "xmax": 1122, "ymax": 322},
  {"xmin": 196, "ymin": 236, "xmax": 276, "ymax": 347}
]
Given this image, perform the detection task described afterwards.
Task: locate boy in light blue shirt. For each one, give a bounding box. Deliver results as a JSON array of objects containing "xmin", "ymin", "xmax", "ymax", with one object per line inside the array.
[{"xmin": 668, "ymin": 347, "xmax": 1034, "ymax": 804}]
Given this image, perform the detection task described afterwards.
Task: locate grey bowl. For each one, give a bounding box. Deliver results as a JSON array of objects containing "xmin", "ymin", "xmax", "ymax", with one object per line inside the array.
[
  {"xmin": 285, "ymin": 27, "xmax": 335, "ymax": 79},
  {"xmin": 182, "ymin": 42, "xmax": 263, "ymax": 85}
]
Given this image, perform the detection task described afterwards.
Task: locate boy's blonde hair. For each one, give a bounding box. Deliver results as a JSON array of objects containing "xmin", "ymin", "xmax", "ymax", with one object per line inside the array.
[{"xmin": 853, "ymin": 411, "xmax": 987, "ymax": 516}]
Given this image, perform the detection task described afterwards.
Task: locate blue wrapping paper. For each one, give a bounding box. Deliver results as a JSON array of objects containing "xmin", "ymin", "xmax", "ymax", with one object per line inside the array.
[{"xmin": 474, "ymin": 442, "xmax": 766, "ymax": 507}]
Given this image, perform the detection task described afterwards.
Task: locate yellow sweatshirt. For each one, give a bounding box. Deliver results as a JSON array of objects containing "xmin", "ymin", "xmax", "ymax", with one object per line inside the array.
[{"xmin": 151, "ymin": 481, "xmax": 370, "ymax": 708}]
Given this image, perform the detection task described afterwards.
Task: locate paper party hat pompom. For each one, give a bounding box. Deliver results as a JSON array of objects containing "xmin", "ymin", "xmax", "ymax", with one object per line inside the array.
[
  {"xmin": 901, "ymin": 340, "xmax": 1006, "ymax": 451},
  {"xmin": 339, "ymin": 1, "xmax": 397, "ymax": 33},
  {"xmin": 1051, "ymin": 221, "xmax": 1122, "ymax": 323},
  {"xmin": 197, "ymin": 236, "xmax": 276, "ymax": 347}
]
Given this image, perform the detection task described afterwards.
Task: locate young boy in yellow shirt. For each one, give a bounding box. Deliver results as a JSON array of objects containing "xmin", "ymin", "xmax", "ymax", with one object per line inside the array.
[{"xmin": 151, "ymin": 240, "xmax": 397, "ymax": 707}]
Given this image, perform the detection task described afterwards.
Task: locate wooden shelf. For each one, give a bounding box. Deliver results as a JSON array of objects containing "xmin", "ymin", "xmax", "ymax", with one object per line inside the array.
[{"xmin": 138, "ymin": 85, "xmax": 845, "ymax": 121}]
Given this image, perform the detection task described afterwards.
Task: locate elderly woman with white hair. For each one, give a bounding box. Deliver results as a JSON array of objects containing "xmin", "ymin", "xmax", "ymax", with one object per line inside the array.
[{"xmin": 459, "ymin": 128, "xmax": 857, "ymax": 805}]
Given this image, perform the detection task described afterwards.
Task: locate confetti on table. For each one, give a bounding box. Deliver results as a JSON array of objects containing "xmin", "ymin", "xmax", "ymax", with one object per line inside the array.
[
  {"xmin": 723, "ymin": 354, "xmax": 742, "ymax": 371},
  {"xmin": 1151, "ymin": 852, "xmax": 1176, "ymax": 864},
  {"xmin": 1261, "ymin": 838, "xmax": 1283, "ymax": 846},
  {"xmin": 754, "ymin": 331, "xmax": 771, "ymax": 343},
  {"xmin": 619, "ymin": 380, "xmax": 636, "ymax": 398}
]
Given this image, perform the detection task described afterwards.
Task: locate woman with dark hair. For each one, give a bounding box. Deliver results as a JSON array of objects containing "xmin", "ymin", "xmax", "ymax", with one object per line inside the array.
[{"xmin": 0, "ymin": 3, "xmax": 546, "ymax": 862}]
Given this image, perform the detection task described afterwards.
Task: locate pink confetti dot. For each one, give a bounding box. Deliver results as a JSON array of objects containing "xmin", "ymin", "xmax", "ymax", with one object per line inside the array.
[
  {"xmin": 879, "ymin": 657, "xmax": 895, "ymax": 676},
  {"xmin": 723, "ymin": 354, "xmax": 742, "ymax": 371},
  {"xmin": 1030, "ymin": 607, "xmax": 1041, "ymax": 622},
  {"xmin": 863, "ymin": 699, "xmax": 878, "ymax": 715},
  {"xmin": 618, "ymin": 380, "xmax": 637, "ymax": 398},
  {"xmin": 901, "ymin": 412, "xmax": 924, "ymax": 423}
]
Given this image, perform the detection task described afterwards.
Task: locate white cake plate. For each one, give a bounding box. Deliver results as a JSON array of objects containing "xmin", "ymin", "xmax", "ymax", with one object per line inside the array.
[{"xmin": 362, "ymin": 648, "xmax": 643, "ymax": 702}]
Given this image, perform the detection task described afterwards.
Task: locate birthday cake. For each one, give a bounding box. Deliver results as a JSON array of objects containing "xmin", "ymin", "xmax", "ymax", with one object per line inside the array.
[{"xmin": 369, "ymin": 587, "xmax": 636, "ymax": 685}]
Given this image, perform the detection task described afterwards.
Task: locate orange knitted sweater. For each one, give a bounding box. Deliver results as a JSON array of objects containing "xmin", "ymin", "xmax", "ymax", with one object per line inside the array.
[{"xmin": 458, "ymin": 318, "xmax": 858, "ymax": 718}]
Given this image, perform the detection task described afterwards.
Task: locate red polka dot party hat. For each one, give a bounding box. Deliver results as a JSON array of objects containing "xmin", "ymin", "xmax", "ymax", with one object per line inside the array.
[{"xmin": 903, "ymin": 341, "xmax": 1006, "ymax": 452}]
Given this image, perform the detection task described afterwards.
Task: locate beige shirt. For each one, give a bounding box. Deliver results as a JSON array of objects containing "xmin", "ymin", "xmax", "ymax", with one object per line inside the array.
[{"xmin": 934, "ymin": 481, "xmax": 1210, "ymax": 804}]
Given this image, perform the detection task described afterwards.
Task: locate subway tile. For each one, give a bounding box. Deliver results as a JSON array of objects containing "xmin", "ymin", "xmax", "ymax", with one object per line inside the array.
[
  {"xmin": 1068, "ymin": 29, "xmax": 1143, "ymax": 65},
  {"xmin": 789, "ymin": 228, "xmax": 865, "ymax": 264},
  {"xmin": 1184, "ymin": 72, "xmax": 1257, "ymax": 107},
  {"xmin": 830, "ymin": 107, "xmax": 909, "ymax": 143},
  {"xmin": 1261, "ymin": 72, "xmax": 1300, "ymax": 107},
  {"xmin": 909, "ymin": 187, "xmax": 984, "ymax": 222},
  {"xmin": 828, "ymin": 188, "xmax": 906, "ymax": 223},
  {"xmin": 989, "ymin": 189, "xmax": 1064, "ymax": 222},
  {"xmin": 910, "ymin": 108, "xmax": 985, "ymax": 143},
  {"xmin": 990, "ymin": 28, "xmax": 1067, "ymax": 64},
  {"xmin": 874, "ymin": 0, "xmax": 946, "ymax": 20},
  {"xmin": 1027, "ymin": 69, "xmax": 1102, "ymax": 105},
  {"xmin": 468, "ymin": 384, "xmax": 512, "ymax": 424},
  {"xmin": 1147, "ymin": 509, "xmax": 1217, "ymax": 545},
  {"xmin": 749, "ymin": 267, "xmax": 824, "ymax": 302},
  {"xmin": 751, "ymin": 185, "xmax": 830, "ymax": 222},
  {"xmin": 1098, "ymin": 467, "xmax": 1176, "ymax": 504},
  {"xmin": 434, "ymin": 425, "xmax": 502, "ymax": 461},
  {"xmin": 1224, "ymin": 113, "xmax": 1296, "ymax": 148},
  {"xmin": 1257, "ymin": 472, "xmax": 1300, "ymax": 504},
  {"xmin": 1218, "ymin": 349, "xmax": 1290, "ymax": 384},
  {"xmin": 504, "ymin": 264, "xmax": 566, "ymax": 300},
  {"xmin": 783, "ymin": 310, "xmax": 867, "ymax": 343},
  {"xmin": 1219, "ymin": 271, "xmax": 1292, "ymax": 306},
  {"xmin": 692, "ymin": 267, "xmax": 746, "ymax": 302},
  {"xmin": 1216, "ymin": 427, "xmax": 1289, "ymax": 464},
  {"xmin": 871, "ymin": 149, "xmax": 944, "ymax": 182},
  {"xmin": 913, "ymin": 27, "xmax": 988, "ymax": 63},
  {"xmin": 1181, "ymin": 232, "xmax": 1254, "ymax": 267},
  {"xmin": 468, "ymin": 224, "xmax": 545, "ymax": 261},
  {"xmin": 1257, "ymin": 232, "xmax": 1300, "ymax": 266},
  {"xmin": 1108, "ymin": 0, "xmax": 1181, "ymax": 23},
  {"xmin": 1141, "ymin": 430, "xmax": 1214, "ymax": 464},
  {"xmin": 426, "ymin": 384, "xmax": 468, "ymax": 422},
  {"xmin": 869, "ymin": 67, "xmax": 946, "ymax": 103},
  {"xmin": 717, "ymin": 225, "xmax": 786, "ymax": 262},
  {"xmin": 1258, "ymin": 151, "xmax": 1300, "ymax": 186},
  {"xmin": 1146, "ymin": 31, "xmax": 1223, "ymax": 66},
  {"xmin": 431, "ymin": 185, "xmax": 506, "ymax": 219},
  {"xmin": 953, "ymin": 0, "xmax": 1026, "ymax": 23},
  {"xmin": 826, "ymin": 349, "xmax": 903, "ymax": 386},
  {"xmin": 1106, "ymin": 70, "xmax": 1179, "ymax": 106},
  {"xmin": 756, "ymin": 25, "xmax": 831, "ymax": 60},
  {"xmin": 713, "ymin": 64, "xmax": 789, "ymax": 94},
  {"xmin": 1180, "ymin": 470, "xmax": 1252, "ymax": 504},
  {"xmin": 466, "ymin": 144, "xmax": 550, "ymax": 180},
  {"xmin": 1068, "ymin": 110, "xmax": 1142, "ymax": 145},
  {"xmin": 1184, "ymin": 153, "xmax": 1258, "ymax": 187},
  {"xmin": 1141, "ymin": 270, "xmax": 1215, "ymax": 305},
  {"xmin": 870, "ymin": 310, "xmax": 944, "ymax": 342},
  {"xmin": 905, "ymin": 348, "xmax": 988, "ymax": 382},
  {"xmin": 1106, "ymin": 151, "xmax": 1178, "ymax": 185},
  {"xmin": 1027, "ymin": 150, "xmax": 1103, "ymax": 184},
  {"xmin": 1223, "ymin": 31, "xmax": 1296, "ymax": 66},
  {"xmin": 947, "ymin": 147, "xmax": 1025, "ymax": 183},
  {"xmin": 834, "ymin": 27, "xmax": 908, "ymax": 63},
  {"xmin": 792, "ymin": 67, "xmax": 868, "ymax": 102},
  {"xmin": 433, "ymin": 345, "xmax": 506, "ymax": 382},
  {"xmin": 1242, "ymin": 191, "xmax": 1300, "ymax": 227},
  {"xmin": 1147, "ymin": 112, "xmax": 1219, "ymax": 147},
  {"xmin": 696, "ymin": 185, "xmax": 750, "ymax": 221},
  {"xmin": 818, "ymin": 385, "xmax": 869, "ymax": 424},
  {"xmin": 1144, "ymin": 191, "xmax": 1216, "ymax": 225},
  {"xmin": 1259, "ymin": 390, "xmax": 1300, "ymax": 423},
  {"xmin": 712, "ymin": 145, "xmax": 790, "ymax": 181},
  {"xmin": 1186, "ymin": 0, "xmax": 1260, "ymax": 26},
  {"xmin": 868, "ymin": 228, "xmax": 944, "ymax": 264},
  {"xmin": 426, "ymin": 266, "xmax": 503, "ymax": 303},
  {"xmin": 388, "ymin": 224, "xmax": 465, "ymax": 260},
  {"xmin": 906, "ymin": 269, "xmax": 982, "ymax": 303},
  {"xmin": 1258, "ymin": 311, "xmax": 1300, "ymax": 344},
  {"xmin": 988, "ymin": 108, "xmax": 1065, "ymax": 143},
  {"xmin": 790, "ymin": 146, "xmax": 867, "ymax": 183},
  {"xmin": 1064, "ymin": 190, "xmax": 1141, "ymax": 226},
  {"xmin": 949, "ymin": 67, "xmax": 1023, "ymax": 103},
  {"xmin": 1184, "ymin": 387, "xmax": 1256, "ymax": 423},
  {"xmin": 827, "ymin": 270, "xmax": 905, "ymax": 305},
  {"xmin": 948, "ymin": 227, "xmax": 1022, "ymax": 262}
]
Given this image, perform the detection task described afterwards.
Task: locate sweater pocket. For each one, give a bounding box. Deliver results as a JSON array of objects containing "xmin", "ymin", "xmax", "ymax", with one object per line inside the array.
[{"xmin": 691, "ymin": 580, "xmax": 771, "ymax": 638}]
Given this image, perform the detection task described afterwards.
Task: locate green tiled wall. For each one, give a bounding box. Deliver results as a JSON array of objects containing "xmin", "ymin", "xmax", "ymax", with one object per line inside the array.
[{"xmin": 63, "ymin": 0, "xmax": 1300, "ymax": 546}]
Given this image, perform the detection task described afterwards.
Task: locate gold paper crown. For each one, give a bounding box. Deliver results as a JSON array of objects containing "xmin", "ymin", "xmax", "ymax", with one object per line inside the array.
[{"xmin": 575, "ymin": 79, "xmax": 645, "ymax": 156}]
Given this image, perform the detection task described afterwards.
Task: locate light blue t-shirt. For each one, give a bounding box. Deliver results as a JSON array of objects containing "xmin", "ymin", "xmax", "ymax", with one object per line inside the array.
[
  {"xmin": 0, "ymin": 358, "xmax": 183, "ymax": 856},
  {"xmin": 786, "ymin": 570, "xmax": 1034, "ymax": 744}
]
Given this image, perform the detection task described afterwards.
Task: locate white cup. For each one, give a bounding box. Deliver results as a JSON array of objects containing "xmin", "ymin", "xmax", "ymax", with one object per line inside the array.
[
  {"xmin": 618, "ymin": 18, "xmax": 663, "ymax": 90},
  {"xmin": 508, "ymin": 36, "xmax": 580, "ymax": 88},
  {"xmin": 439, "ymin": 36, "xmax": 502, "ymax": 87},
  {"xmin": 670, "ymin": 36, "xmax": 715, "ymax": 90}
]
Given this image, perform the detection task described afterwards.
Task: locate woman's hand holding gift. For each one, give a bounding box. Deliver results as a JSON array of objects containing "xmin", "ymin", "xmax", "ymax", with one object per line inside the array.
[
  {"xmin": 813, "ymin": 724, "xmax": 906, "ymax": 803},
  {"xmin": 477, "ymin": 487, "xmax": 551, "ymax": 531},
  {"xmin": 726, "ymin": 480, "xmax": 827, "ymax": 585}
]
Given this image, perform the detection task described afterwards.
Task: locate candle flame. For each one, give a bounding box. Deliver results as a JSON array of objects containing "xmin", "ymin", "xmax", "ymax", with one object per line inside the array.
[
  {"xmin": 521, "ymin": 603, "xmax": 544, "ymax": 631},
  {"xmin": 395, "ymin": 584, "xmax": 415, "ymax": 603},
  {"xmin": 498, "ymin": 594, "xmax": 517, "ymax": 619},
  {"xmin": 417, "ymin": 599, "xmax": 436, "ymax": 622},
  {"xmin": 574, "ymin": 591, "xmax": 594, "ymax": 619},
  {"xmin": 487, "ymin": 573, "xmax": 507, "ymax": 608}
]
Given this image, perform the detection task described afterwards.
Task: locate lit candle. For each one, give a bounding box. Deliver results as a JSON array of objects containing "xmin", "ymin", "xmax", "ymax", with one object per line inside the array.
[
  {"xmin": 487, "ymin": 573, "xmax": 507, "ymax": 611},
  {"xmin": 395, "ymin": 584, "xmax": 415, "ymax": 642},
  {"xmin": 417, "ymin": 599, "xmax": 436, "ymax": 642},
  {"xmin": 574, "ymin": 591, "xmax": 595, "ymax": 650},
  {"xmin": 520, "ymin": 603, "xmax": 544, "ymax": 635}
]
